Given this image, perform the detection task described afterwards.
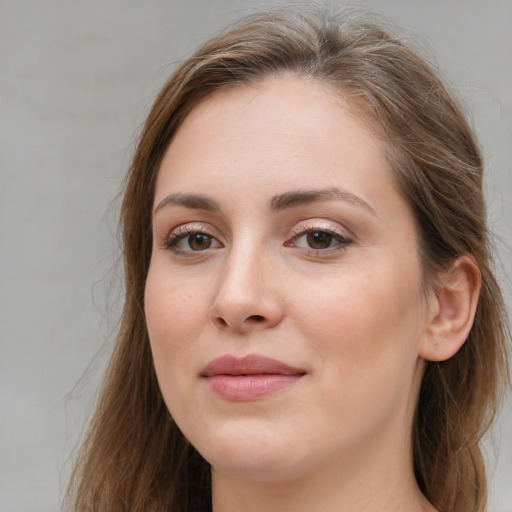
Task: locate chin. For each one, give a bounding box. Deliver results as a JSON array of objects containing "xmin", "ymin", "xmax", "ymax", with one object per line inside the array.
[{"xmin": 188, "ymin": 420, "xmax": 310, "ymax": 482}]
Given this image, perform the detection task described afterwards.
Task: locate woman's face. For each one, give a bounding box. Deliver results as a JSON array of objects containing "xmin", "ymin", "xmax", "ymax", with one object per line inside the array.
[{"xmin": 145, "ymin": 76, "xmax": 435, "ymax": 483}]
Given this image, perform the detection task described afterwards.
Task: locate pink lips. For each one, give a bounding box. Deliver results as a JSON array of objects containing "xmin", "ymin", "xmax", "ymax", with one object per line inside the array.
[{"xmin": 201, "ymin": 354, "xmax": 306, "ymax": 401}]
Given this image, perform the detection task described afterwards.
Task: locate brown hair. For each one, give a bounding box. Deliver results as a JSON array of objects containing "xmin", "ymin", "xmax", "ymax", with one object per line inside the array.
[{"xmin": 66, "ymin": 7, "xmax": 510, "ymax": 512}]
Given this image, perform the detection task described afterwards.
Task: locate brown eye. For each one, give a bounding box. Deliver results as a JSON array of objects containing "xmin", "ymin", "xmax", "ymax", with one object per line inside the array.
[
  {"xmin": 286, "ymin": 227, "xmax": 352, "ymax": 253},
  {"xmin": 188, "ymin": 233, "xmax": 212, "ymax": 250},
  {"xmin": 166, "ymin": 229, "xmax": 221, "ymax": 253},
  {"xmin": 306, "ymin": 231, "xmax": 333, "ymax": 249}
]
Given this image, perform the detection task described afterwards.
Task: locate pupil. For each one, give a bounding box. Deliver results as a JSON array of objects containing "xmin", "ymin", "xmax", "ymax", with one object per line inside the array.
[
  {"xmin": 189, "ymin": 234, "xmax": 211, "ymax": 250},
  {"xmin": 307, "ymin": 231, "xmax": 332, "ymax": 249}
]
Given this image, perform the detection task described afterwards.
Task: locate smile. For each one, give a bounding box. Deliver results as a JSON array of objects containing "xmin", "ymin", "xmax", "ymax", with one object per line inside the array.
[{"xmin": 200, "ymin": 354, "xmax": 306, "ymax": 401}]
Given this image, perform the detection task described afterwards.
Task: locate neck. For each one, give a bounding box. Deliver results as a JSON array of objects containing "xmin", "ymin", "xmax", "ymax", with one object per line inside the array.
[{"xmin": 211, "ymin": 436, "xmax": 436, "ymax": 512}]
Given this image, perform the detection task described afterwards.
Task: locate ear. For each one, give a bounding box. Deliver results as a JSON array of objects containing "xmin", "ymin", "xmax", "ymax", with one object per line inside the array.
[{"xmin": 420, "ymin": 255, "xmax": 482, "ymax": 362}]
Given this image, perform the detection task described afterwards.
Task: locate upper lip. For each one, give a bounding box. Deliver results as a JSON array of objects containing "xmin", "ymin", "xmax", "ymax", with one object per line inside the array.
[{"xmin": 200, "ymin": 354, "xmax": 306, "ymax": 377}]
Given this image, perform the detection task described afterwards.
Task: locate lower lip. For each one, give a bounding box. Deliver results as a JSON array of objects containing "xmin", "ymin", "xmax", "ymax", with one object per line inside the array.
[{"xmin": 205, "ymin": 374, "xmax": 303, "ymax": 401}]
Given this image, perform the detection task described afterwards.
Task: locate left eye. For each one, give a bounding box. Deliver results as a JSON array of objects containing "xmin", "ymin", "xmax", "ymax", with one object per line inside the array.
[{"xmin": 292, "ymin": 230, "xmax": 349, "ymax": 250}]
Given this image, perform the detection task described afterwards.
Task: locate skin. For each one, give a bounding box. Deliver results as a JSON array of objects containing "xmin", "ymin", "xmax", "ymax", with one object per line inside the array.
[{"xmin": 145, "ymin": 75, "xmax": 441, "ymax": 512}]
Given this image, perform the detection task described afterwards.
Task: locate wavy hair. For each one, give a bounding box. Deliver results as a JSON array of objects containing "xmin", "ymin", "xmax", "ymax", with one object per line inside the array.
[{"xmin": 66, "ymin": 7, "xmax": 509, "ymax": 512}]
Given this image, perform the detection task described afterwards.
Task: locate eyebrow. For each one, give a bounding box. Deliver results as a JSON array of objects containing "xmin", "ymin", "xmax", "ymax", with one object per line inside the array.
[
  {"xmin": 153, "ymin": 193, "xmax": 221, "ymax": 216},
  {"xmin": 153, "ymin": 187, "xmax": 376, "ymax": 216},
  {"xmin": 269, "ymin": 187, "xmax": 376, "ymax": 215}
]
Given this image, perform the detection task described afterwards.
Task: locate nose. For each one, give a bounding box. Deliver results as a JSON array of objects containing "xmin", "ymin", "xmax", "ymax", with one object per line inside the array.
[{"xmin": 208, "ymin": 246, "xmax": 284, "ymax": 334}]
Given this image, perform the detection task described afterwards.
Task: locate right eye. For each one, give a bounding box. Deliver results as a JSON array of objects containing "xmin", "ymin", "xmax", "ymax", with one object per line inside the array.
[{"xmin": 166, "ymin": 229, "xmax": 222, "ymax": 253}]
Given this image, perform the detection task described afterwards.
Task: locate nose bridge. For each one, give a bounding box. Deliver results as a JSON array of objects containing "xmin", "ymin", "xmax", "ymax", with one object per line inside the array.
[{"xmin": 209, "ymin": 236, "xmax": 282, "ymax": 332}]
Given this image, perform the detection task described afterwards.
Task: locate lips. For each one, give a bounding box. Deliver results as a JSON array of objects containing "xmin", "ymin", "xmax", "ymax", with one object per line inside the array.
[{"xmin": 201, "ymin": 354, "xmax": 306, "ymax": 401}]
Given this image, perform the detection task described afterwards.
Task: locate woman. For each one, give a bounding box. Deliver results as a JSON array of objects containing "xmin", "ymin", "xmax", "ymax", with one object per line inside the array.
[{"xmin": 66, "ymin": 7, "xmax": 509, "ymax": 512}]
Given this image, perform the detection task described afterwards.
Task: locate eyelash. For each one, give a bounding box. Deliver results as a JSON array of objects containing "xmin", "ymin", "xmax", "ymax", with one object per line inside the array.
[{"xmin": 164, "ymin": 224, "xmax": 353, "ymax": 255}]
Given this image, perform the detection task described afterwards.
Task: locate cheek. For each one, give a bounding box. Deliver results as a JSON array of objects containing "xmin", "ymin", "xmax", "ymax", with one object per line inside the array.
[
  {"xmin": 290, "ymin": 263, "xmax": 425, "ymax": 386},
  {"xmin": 144, "ymin": 265, "xmax": 209, "ymax": 380}
]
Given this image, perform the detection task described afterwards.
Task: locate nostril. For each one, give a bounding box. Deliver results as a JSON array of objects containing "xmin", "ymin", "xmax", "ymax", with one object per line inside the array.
[
  {"xmin": 216, "ymin": 317, "xmax": 228, "ymax": 327},
  {"xmin": 247, "ymin": 315, "xmax": 265, "ymax": 323}
]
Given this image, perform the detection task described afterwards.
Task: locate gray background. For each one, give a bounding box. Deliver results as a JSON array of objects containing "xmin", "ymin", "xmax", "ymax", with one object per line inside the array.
[{"xmin": 1, "ymin": 1, "xmax": 510, "ymax": 511}]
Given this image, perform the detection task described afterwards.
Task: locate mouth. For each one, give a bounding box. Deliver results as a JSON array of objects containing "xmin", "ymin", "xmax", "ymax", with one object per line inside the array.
[{"xmin": 200, "ymin": 354, "xmax": 306, "ymax": 401}]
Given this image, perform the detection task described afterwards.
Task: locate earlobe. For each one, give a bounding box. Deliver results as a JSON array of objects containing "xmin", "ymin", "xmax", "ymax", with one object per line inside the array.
[{"xmin": 420, "ymin": 255, "xmax": 482, "ymax": 362}]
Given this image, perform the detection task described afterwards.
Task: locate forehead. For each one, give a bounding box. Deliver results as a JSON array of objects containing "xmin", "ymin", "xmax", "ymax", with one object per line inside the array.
[{"xmin": 156, "ymin": 75, "xmax": 394, "ymax": 200}]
